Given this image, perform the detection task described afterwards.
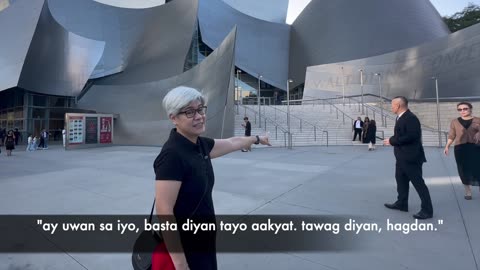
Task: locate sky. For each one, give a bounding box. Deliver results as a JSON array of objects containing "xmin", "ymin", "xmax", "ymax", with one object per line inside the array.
[{"xmin": 430, "ymin": 0, "xmax": 480, "ymax": 16}]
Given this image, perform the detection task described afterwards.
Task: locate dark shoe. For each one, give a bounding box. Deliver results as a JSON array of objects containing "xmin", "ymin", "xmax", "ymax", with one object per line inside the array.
[
  {"xmin": 464, "ymin": 195, "xmax": 472, "ymax": 200},
  {"xmin": 413, "ymin": 211, "xmax": 433, "ymax": 219},
  {"xmin": 384, "ymin": 202, "xmax": 408, "ymax": 212},
  {"xmin": 241, "ymin": 149, "xmax": 248, "ymax": 152}
]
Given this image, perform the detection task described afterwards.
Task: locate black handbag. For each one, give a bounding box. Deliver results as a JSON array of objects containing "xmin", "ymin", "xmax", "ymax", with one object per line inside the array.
[{"xmin": 132, "ymin": 200, "xmax": 161, "ymax": 270}]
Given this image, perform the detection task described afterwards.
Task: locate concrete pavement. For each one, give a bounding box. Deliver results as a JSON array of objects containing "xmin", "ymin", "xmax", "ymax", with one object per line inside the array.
[{"xmin": 0, "ymin": 144, "xmax": 478, "ymax": 270}]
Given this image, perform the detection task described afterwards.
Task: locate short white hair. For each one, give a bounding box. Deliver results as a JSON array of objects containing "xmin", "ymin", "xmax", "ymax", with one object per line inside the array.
[{"xmin": 162, "ymin": 86, "xmax": 205, "ymax": 116}]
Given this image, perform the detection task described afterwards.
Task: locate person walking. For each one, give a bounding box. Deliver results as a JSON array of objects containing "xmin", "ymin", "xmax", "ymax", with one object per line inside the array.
[
  {"xmin": 42, "ymin": 129, "xmax": 49, "ymax": 149},
  {"xmin": 383, "ymin": 96, "xmax": 433, "ymax": 219},
  {"xmin": 362, "ymin": 117, "xmax": 370, "ymax": 143},
  {"xmin": 366, "ymin": 119, "xmax": 377, "ymax": 151},
  {"xmin": 26, "ymin": 134, "xmax": 34, "ymax": 151},
  {"xmin": 241, "ymin": 117, "xmax": 252, "ymax": 152},
  {"xmin": 152, "ymin": 86, "xmax": 271, "ymax": 270},
  {"xmin": 4, "ymin": 130, "xmax": 15, "ymax": 156},
  {"xmin": 444, "ymin": 102, "xmax": 480, "ymax": 200},
  {"xmin": 62, "ymin": 128, "xmax": 66, "ymax": 147}
]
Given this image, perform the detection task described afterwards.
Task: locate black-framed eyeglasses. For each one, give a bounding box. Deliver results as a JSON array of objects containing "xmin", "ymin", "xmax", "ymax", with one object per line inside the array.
[
  {"xmin": 457, "ymin": 107, "xmax": 470, "ymax": 112},
  {"xmin": 178, "ymin": 106, "xmax": 207, "ymax": 118}
]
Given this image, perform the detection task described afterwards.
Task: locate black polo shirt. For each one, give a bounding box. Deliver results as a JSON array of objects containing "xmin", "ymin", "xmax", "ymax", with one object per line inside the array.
[
  {"xmin": 154, "ymin": 129, "xmax": 218, "ymax": 269},
  {"xmin": 154, "ymin": 128, "xmax": 216, "ymax": 218}
]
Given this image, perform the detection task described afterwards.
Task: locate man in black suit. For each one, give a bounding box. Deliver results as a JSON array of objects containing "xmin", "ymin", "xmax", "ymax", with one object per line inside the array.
[
  {"xmin": 352, "ymin": 117, "xmax": 363, "ymax": 141},
  {"xmin": 383, "ymin": 96, "xmax": 433, "ymax": 219}
]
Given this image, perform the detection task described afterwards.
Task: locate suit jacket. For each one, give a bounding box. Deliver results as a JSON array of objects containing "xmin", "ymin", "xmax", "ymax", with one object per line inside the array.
[
  {"xmin": 353, "ymin": 120, "xmax": 364, "ymax": 129},
  {"xmin": 389, "ymin": 110, "xmax": 427, "ymax": 164}
]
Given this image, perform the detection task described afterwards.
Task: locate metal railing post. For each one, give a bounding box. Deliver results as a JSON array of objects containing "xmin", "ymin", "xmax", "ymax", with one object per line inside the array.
[
  {"xmin": 314, "ymin": 126, "xmax": 317, "ymax": 141},
  {"xmin": 275, "ymin": 126, "xmax": 278, "ymax": 140}
]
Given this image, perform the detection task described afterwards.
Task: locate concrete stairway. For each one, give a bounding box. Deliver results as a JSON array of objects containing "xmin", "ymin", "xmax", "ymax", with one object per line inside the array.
[{"xmin": 233, "ymin": 98, "xmax": 472, "ymax": 147}]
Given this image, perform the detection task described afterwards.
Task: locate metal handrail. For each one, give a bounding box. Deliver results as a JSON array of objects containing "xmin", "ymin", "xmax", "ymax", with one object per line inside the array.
[
  {"xmin": 240, "ymin": 104, "xmax": 290, "ymax": 147},
  {"xmin": 263, "ymin": 104, "xmax": 330, "ymax": 146},
  {"xmin": 240, "ymin": 104, "xmax": 329, "ymax": 147},
  {"xmin": 264, "ymin": 104, "xmax": 317, "ymax": 130},
  {"xmin": 301, "ymin": 93, "xmax": 480, "ymax": 103}
]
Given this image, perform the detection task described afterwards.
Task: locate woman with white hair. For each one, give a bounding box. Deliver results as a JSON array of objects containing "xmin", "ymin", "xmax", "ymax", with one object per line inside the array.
[{"xmin": 152, "ymin": 86, "xmax": 271, "ymax": 270}]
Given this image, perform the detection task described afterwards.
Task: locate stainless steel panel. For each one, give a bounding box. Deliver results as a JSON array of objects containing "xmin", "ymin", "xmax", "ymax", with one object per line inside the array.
[
  {"xmin": 48, "ymin": 0, "xmax": 197, "ymax": 82},
  {"xmin": 18, "ymin": 0, "xmax": 105, "ymax": 96},
  {"xmin": 76, "ymin": 27, "xmax": 237, "ymax": 146},
  {"xmin": 304, "ymin": 23, "xmax": 480, "ymax": 99},
  {"xmin": 290, "ymin": 0, "xmax": 450, "ymax": 87},
  {"xmin": 199, "ymin": 0, "xmax": 290, "ymax": 90},
  {"xmin": 0, "ymin": 0, "xmax": 44, "ymax": 91},
  {"xmin": 221, "ymin": 0, "xmax": 289, "ymax": 23}
]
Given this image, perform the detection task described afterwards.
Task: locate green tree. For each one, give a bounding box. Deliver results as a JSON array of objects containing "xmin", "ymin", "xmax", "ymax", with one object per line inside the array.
[{"xmin": 443, "ymin": 3, "xmax": 480, "ymax": 32}]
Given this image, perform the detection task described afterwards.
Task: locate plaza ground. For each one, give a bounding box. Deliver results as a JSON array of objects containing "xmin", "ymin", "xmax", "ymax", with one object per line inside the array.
[{"xmin": 0, "ymin": 144, "xmax": 479, "ymax": 270}]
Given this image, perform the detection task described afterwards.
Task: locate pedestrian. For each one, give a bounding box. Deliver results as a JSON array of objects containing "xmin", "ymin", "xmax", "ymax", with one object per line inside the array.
[
  {"xmin": 362, "ymin": 117, "xmax": 370, "ymax": 143},
  {"xmin": 62, "ymin": 128, "xmax": 66, "ymax": 147},
  {"xmin": 14, "ymin": 128, "xmax": 21, "ymax": 145},
  {"xmin": 152, "ymin": 86, "xmax": 271, "ymax": 270},
  {"xmin": 26, "ymin": 134, "xmax": 34, "ymax": 151},
  {"xmin": 366, "ymin": 120, "xmax": 377, "ymax": 150},
  {"xmin": 42, "ymin": 129, "xmax": 49, "ymax": 149},
  {"xmin": 4, "ymin": 130, "xmax": 15, "ymax": 156},
  {"xmin": 241, "ymin": 116, "xmax": 252, "ymax": 152},
  {"xmin": 444, "ymin": 102, "xmax": 480, "ymax": 200},
  {"xmin": 352, "ymin": 117, "xmax": 363, "ymax": 142},
  {"xmin": 383, "ymin": 96, "xmax": 433, "ymax": 219}
]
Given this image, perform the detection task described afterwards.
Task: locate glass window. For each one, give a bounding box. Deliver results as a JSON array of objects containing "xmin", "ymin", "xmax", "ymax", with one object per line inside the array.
[
  {"xmin": 7, "ymin": 110, "xmax": 14, "ymax": 121},
  {"xmin": 49, "ymin": 97, "xmax": 65, "ymax": 107},
  {"xmin": 33, "ymin": 95, "xmax": 47, "ymax": 107},
  {"xmin": 49, "ymin": 120, "xmax": 64, "ymax": 131},
  {"xmin": 14, "ymin": 120, "xmax": 23, "ymax": 130},
  {"xmin": 14, "ymin": 108, "xmax": 23, "ymax": 118},
  {"xmin": 32, "ymin": 108, "xmax": 45, "ymax": 119},
  {"xmin": 50, "ymin": 110, "xmax": 65, "ymax": 119}
]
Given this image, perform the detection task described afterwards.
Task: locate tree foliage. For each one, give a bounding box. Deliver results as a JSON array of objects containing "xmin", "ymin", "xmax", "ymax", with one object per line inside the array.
[{"xmin": 443, "ymin": 3, "xmax": 480, "ymax": 32}]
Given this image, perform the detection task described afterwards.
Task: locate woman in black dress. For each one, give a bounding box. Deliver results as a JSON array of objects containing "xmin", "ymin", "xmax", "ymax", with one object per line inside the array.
[
  {"xmin": 444, "ymin": 102, "xmax": 480, "ymax": 200},
  {"xmin": 4, "ymin": 130, "xmax": 15, "ymax": 156},
  {"xmin": 362, "ymin": 117, "xmax": 370, "ymax": 143},
  {"xmin": 153, "ymin": 86, "xmax": 271, "ymax": 270},
  {"xmin": 366, "ymin": 120, "xmax": 377, "ymax": 151}
]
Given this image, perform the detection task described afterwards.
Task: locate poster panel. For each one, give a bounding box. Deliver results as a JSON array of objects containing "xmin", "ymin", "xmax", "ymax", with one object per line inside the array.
[
  {"xmin": 100, "ymin": 117, "xmax": 112, "ymax": 144},
  {"xmin": 85, "ymin": 117, "xmax": 98, "ymax": 144},
  {"xmin": 68, "ymin": 116, "xmax": 84, "ymax": 144}
]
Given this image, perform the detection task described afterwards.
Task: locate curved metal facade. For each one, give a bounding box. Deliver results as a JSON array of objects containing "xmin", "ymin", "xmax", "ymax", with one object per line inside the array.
[
  {"xmin": 304, "ymin": 23, "xmax": 480, "ymax": 100},
  {"xmin": 0, "ymin": 0, "xmax": 198, "ymax": 95},
  {"xmin": 221, "ymin": 0, "xmax": 289, "ymax": 23},
  {"xmin": 18, "ymin": 0, "xmax": 105, "ymax": 96},
  {"xmin": 48, "ymin": 0, "xmax": 197, "ymax": 82},
  {"xmin": 92, "ymin": 0, "xmax": 166, "ymax": 9},
  {"xmin": 75, "ymin": 28, "xmax": 237, "ymax": 145},
  {"xmin": 289, "ymin": 0, "xmax": 450, "ymax": 86},
  {"xmin": 0, "ymin": 0, "xmax": 44, "ymax": 91},
  {"xmin": 199, "ymin": 0, "xmax": 290, "ymax": 90}
]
